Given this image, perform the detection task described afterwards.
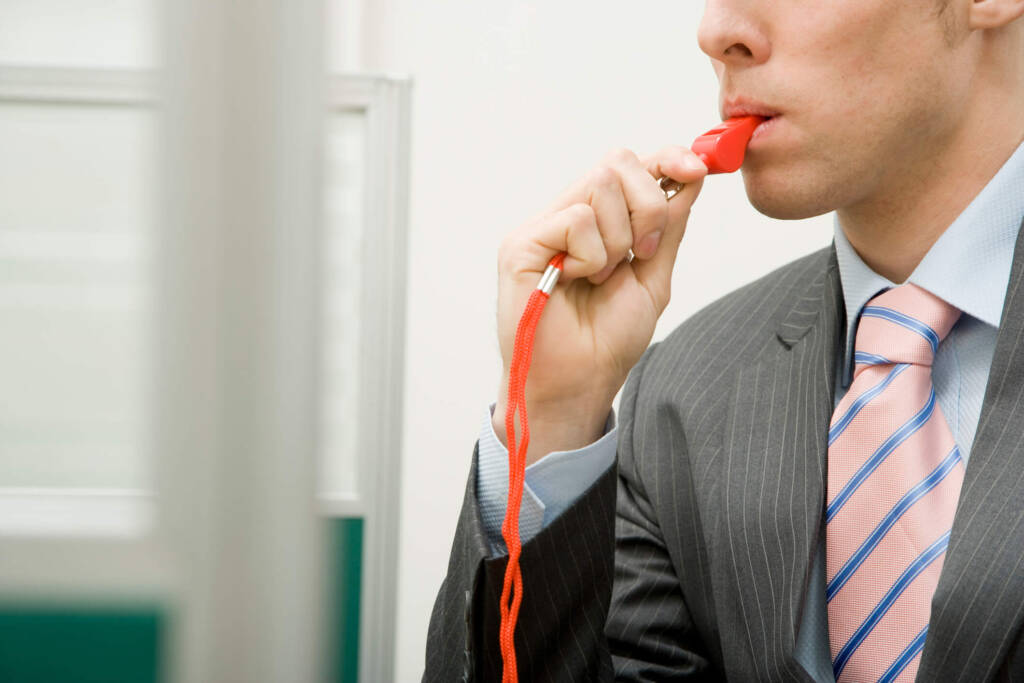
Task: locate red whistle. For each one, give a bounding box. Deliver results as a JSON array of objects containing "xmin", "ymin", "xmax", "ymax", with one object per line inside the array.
[
  {"xmin": 693, "ymin": 115, "xmax": 766, "ymax": 173},
  {"xmin": 659, "ymin": 115, "xmax": 765, "ymax": 198}
]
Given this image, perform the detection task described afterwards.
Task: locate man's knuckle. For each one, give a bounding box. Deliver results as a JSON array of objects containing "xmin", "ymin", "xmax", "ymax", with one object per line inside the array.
[
  {"xmin": 587, "ymin": 165, "xmax": 618, "ymax": 190},
  {"xmin": 606, "ymin": 147, "xmax": 637, "ymax": 165},
  {"xmin": 569, "ymin": 202, "xmax": 596, "ymax": 226}
]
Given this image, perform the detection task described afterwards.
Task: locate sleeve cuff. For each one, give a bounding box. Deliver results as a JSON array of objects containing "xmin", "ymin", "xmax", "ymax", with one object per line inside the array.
[{"xmin": 475, "ymin": 402, "xmax": 617, "ymax": 554}]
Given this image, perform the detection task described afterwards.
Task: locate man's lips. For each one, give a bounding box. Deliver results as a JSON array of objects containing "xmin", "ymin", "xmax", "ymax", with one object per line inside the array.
[
  {"xmin": 719, "ymin": 100, "xmax": 784, "ymax": 145},
  {"xmin": 721, "ymin": 100, "xmax": 782, "ymax": 121},
  {"xmin": 749, "ymin": 115, "xmax": 781, "ymax": 142}
]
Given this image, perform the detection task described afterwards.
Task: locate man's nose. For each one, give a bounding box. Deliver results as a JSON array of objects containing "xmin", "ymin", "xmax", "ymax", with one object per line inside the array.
[{"xmin": 697, "ymin": 0, "xmax": 770, "ymax": 67}]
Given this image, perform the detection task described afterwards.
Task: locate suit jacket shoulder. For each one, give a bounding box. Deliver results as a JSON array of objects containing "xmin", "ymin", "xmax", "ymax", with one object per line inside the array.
[
  {"xmin": 623, "ymin": 243, "xmax": 836, "ymax": 470},
  {"xmin": 655, "ymin": 244, "xmax": 834, "ymax": 395}
]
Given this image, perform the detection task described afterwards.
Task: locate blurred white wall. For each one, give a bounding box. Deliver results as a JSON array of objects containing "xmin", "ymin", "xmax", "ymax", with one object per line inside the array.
[
  {"xmin": 338, "ymin": 1, "xmax": 834, "ymax": 680},
  {"xmin": 0, "ymin": 0, "xmax": 156, "ymax": 67}
]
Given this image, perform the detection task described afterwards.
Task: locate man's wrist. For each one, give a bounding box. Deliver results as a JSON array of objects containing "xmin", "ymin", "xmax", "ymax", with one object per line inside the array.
[{"xmin": 491, "ymin": 398, "xmax": 612, "ymax": 466}]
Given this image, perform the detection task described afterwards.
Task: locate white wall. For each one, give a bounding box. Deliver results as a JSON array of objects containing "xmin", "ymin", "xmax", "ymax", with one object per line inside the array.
[
  {"xmin": 0, "ymin": 0, "xmax": 156, "ymax": 68},
  {"xmin": 343, "ymin": 1, "xmax": 835, "ymax": 680}
]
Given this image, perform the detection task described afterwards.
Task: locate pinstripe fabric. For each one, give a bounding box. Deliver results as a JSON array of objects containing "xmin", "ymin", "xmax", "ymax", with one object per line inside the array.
[{"xmin": 424, "ymin": 216, "xmax": 1024, "ymax": 682}]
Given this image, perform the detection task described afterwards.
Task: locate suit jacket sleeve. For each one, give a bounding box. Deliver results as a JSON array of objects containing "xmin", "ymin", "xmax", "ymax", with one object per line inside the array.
[{"xmin": 423, "ymin": 344, "xmax": 715, "ymax": 681}]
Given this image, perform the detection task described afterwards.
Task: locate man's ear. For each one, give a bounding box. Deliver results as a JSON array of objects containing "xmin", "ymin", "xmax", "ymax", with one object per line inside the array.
[{"xmin": 968, "ymin": 0, "xmax": 1024, "ymax": 29}]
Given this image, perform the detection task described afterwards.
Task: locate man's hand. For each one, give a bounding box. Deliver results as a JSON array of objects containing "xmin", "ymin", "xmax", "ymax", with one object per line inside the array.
[{"xmin": 494, "ymin": 146, "xmax": 708, "ymax": 464}]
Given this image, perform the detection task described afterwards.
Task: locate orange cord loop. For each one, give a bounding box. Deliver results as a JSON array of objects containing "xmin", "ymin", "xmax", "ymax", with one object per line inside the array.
[{"xmin": 498, "ymin": 252, "xmax": 565, "ymax": 682}]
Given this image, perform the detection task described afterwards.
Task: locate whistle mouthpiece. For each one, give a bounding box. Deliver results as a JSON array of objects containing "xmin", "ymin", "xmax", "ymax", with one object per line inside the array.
[{"xmin": 692, "ymin": 115, "xmax": 766, "ymax": 174}]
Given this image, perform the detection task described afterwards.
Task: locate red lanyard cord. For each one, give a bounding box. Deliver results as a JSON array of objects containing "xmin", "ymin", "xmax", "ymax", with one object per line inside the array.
[{"xmin": 499, "ymin": 252, "xmax": 565, "ymax": 683}]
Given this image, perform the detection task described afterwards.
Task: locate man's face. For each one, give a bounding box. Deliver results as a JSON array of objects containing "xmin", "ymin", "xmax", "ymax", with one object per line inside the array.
[{"xmin": 698, "ymin": 0, "xmax": 971, "ymax": 220}]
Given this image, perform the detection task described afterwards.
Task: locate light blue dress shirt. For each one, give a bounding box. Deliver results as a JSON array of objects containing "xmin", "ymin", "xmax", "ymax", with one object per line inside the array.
[{"xmin": 476, "ymin": 141, "xmax": 1024, "ymax": 679}]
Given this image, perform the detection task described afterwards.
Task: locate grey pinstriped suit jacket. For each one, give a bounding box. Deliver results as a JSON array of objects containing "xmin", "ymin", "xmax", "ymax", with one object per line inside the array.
[{"xmin": 425, "ymin": 219, "xmax": 1024, "ymax": 682}]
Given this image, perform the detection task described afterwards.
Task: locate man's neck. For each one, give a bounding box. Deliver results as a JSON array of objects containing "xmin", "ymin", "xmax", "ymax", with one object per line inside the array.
[{"xmin": 837, "ymin": 104, "xmax": 1024, "ymax": 284}]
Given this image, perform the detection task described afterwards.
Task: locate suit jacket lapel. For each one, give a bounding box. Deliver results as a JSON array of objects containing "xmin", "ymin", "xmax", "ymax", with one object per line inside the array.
[
  {"xmin": 717, "ymin": 243, "xmax": 844, "ymax": 681},
  {"xmin": 919, "ymin": 216, "xmax": 1024, "ymax": 682}
]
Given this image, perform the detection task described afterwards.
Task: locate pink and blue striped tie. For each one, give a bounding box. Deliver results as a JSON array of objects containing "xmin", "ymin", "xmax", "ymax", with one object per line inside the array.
[{"xmin": 826, "ymin": 283, "xmax": 964, "ymax": 682}]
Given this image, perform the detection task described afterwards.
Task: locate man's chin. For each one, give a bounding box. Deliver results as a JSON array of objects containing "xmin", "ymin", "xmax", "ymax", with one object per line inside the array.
[{"xmin": 740, "ymin": 168, "xmax": 839, "ymax": 221}]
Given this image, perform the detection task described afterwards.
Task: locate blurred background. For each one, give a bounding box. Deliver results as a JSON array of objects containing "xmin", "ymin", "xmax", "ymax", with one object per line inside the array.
[{"xmin": 0, "ymin": 1, "xmax": 831, "ymax": 681}]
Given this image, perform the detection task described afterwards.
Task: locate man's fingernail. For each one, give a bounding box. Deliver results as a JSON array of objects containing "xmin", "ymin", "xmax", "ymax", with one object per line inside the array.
[{"xmin": 638, "ymin": 231, "xmax": 662, "ymax": 259}]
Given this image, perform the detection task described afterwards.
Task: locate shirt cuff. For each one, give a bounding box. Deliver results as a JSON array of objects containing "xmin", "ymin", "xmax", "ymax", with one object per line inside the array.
[{"xmin": 476, "ymin": 403, "xmax": 617, "ymax": 555}]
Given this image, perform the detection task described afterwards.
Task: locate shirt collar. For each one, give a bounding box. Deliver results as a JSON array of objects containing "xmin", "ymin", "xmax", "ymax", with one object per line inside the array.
[{"xmin": 833, "ymin": 140, "xmax": 1024, "ymax": 388}]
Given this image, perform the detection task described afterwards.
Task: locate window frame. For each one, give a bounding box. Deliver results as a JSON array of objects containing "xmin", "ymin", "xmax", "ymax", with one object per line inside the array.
[{"xmin": 322, "ymin": 73, "xmax": 411, "ymax": 683}]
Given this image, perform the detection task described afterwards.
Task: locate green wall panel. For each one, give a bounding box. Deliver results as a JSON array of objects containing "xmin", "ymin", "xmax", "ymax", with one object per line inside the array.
[
  {"xmin": 332, "ymin": 517, "xmax": 363, "ymax": 683},
  {"xmin": 0, "ymin": 604, "xmax": 162, "ymax": 683}
]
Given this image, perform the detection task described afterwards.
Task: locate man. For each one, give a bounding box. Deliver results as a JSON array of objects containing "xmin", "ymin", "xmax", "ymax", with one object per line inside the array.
[{"xmin": 425, "ymin": 0, "xmax": 1024, "ymax": 679}]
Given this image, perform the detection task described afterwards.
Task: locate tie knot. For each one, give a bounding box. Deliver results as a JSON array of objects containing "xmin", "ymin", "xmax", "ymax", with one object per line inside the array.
[{"xmin": 853, "ymin": 283, "xmax": 960, "ymax": 375}]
